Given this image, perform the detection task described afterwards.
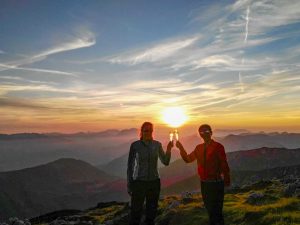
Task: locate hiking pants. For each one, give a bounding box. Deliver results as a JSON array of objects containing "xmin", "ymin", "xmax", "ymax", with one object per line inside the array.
[
  {"xmin": 201, "ymin": 180, "xmax": 225, "ymax": 225},
  {"xmin": 129, "ymin": 179, "xmax": 160, "ymax": 225}
]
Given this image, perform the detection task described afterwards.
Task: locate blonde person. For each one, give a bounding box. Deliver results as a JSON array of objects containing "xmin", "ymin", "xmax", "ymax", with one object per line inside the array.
[{"xmin": 127, "ymin": 122, "xmax": 173, "ymax": 225}]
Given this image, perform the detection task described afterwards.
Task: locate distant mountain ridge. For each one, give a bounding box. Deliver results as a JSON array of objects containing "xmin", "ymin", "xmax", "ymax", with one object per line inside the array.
[
  {"xmin": 0, "ymin": 129, "xmax": 137, "ymax": 171},
  {"xmin": 220, "ymin": 132, "xmax": 300, "ymax": 152},
  {"xmin": 0, "ymin": 128, "xmax": 138, "ymax": 140},
  {"xmin": 1, "ymin": 131, "xmax": 299, "ymax": 172}
]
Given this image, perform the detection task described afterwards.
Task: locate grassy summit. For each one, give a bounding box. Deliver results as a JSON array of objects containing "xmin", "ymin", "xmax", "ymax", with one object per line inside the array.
[{"xmin": 29, "ymin": 179, "xmax": 299, "ymax": 225}]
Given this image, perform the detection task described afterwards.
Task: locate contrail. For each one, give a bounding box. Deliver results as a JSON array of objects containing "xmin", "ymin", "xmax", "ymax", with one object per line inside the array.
[
  {"xmin": 244, "ymin": 6, "xmax": 250, "ymax": 43},
  {"xmin": 239, "ymin": 6, "xmax": 250, "ymax": 92}
]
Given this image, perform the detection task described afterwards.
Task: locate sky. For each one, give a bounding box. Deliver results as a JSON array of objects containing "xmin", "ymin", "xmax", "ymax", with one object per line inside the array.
[{"xmin": 0, "ymin": 0, "xmax": 300, "ymax": 134}]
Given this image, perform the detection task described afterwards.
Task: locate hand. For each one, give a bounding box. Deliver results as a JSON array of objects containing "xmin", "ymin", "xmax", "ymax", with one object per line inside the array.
[
  {"xmin": 167, "ymin": 141, "xmax": 174, "ymax": 150},
  {"xmin": 176, "ymin": 141, "xmax": 183, "ymax": 150}
]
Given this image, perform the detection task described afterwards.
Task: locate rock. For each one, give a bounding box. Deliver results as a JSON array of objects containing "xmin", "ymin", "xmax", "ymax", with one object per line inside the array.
[
  {"xmin": 0, "ymin": 223, "xmax": 9, "ymax": 225},
  {"xmin": 167, "ymin": 200, "xmax": 180, "ymax": 210},
  {"xmin": 49, "ymin": 219, "xmax": 68, "ymax": 225},
  {"xmin": 246, "ymin": 192, "xmax": 265, "ymax": 205},
  {"xmin": 8, "ymin": 218, "xmax": 27, "ymax": 225},
  {"xmin": 181, "ymin": 191, "xmax": 194, "ymax": 204},
  {"xmin": 294, "ymin": 188, "xmax": 300, "ymax": 198},
  {"xmin": 283, "ymin": 183, "xmax": 297, "ymax": 197}
]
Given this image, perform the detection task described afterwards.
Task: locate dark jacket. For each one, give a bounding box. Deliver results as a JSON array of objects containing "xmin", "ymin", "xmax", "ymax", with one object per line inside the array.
[{"xmin": 127, "ymin": 140, "xmax": 171, "ymax": 191}]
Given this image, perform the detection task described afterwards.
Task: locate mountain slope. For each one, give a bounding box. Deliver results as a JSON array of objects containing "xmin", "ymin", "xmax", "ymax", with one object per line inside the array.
[
  {"xmin": 162, "ymin": 164, "xmax": 300, "ymax": 195},
  {"xmin": 220, "ymin": 133, "xmax": 300, "ymax": 152},
  {"xmin": 159, "ymin": 147, "xmax": 300, "ymax": 189},
  {"xmin": 0, "ymin": 158, "xmax": 123, "ymax": 220}
]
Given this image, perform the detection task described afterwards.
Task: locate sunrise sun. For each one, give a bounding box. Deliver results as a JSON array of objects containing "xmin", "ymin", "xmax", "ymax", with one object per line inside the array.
[{"xmin": 162, "ymin": 107, "xmax": 188, "ymax": 128}]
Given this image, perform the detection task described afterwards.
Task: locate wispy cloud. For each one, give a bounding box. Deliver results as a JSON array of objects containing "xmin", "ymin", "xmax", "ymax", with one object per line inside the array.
[
  {"xmin": 0, "ymin": 30, "xmax": 95, "ymax": 76},
  {"xmin": 0, "ymin": 83, "xmax": 78, "ymax": 96},
  {"xmin": 0, "ymin": 97, "xmax": 52, "ymax": 110},
  {"xmin": 229, "ymin": 0, "xmax": 300, "ymax": 35},
  {"xmin": 107, "ymin": 36, "xmax": 199, "ymax": 65},
  {"xmin": 33, "ymin": 30, "xmax": 96, "ymax": 59},
  {"xmin": 0, "ymin": 63, "xmax": 77, "ymax": 77},
  {"xmin": 0, "ymin": 75, "xmax": 58, "ymax": 85}
]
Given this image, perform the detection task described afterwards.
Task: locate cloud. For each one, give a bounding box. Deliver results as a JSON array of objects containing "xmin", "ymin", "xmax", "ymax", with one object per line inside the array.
[
  {"xmin": 0, "ymin": 75, "xmax": 58, "ymax": 85},
  {"xmin": 0, "ymin": 83, "xmax": 80, "ymax": 96},
  {"xmin": 0, "ymin": 50, "xmax": 5, "ymax": 54},
  {"xmin": 0, "ymin": 30, "xmax": 95, "ymax": 75},
  {"xmin": 229, "ymin": 0, "xmax": 300, "ymax": 35},
  {"xmin": 0, "ymin": 97, "xmax": 51, "ymax": 110},
  {"xmin": 33, "ymin": 30, "xmax": 96, "ymax": 59},
  {"xmin": 107, "ymin": 36, "xmax": 199, "ymax": 65},
  {"xmin": 0, "ymin": 63, "xmax": 77, "ymax": 77}
]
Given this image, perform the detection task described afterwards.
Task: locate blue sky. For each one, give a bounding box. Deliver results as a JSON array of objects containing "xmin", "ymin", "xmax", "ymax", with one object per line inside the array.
[{"xmin": 0, "ymin": 0, "xmax": 300, "ymax": 133}]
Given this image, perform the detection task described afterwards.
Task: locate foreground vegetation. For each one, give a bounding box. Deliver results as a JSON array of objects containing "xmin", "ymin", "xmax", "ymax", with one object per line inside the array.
[{"xmin": 6, "ymin": 180, "xmax": 299, "ymax": 225}]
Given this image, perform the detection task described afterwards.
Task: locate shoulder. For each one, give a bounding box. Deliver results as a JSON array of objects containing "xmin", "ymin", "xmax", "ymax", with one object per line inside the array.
[
  {"xmin": 194, "ymin": 144, "xmax": 203, "ymax": 153},
  {"xmin": 131, "ymin": 140, "xmax": 141, "ymax": 148},
  {"xmin": 153, "ymin": 140, "xmax": 162, "ymax": 147},
  {"xmin": 195, "ymin": 143, "xmax": 203, "ymax": 150},
  {"xmin": 212, "ymin": 140, "xmax": 225, "ymax": 150}
]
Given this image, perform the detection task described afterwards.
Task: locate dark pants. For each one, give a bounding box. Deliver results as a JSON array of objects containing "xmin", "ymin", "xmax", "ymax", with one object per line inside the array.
[
  {"xmin": 129, "ymin": 179, "xmax": 160, "ymax": 225},
  {"xmin": 201, "ymin": 180, "xmax": 225, "ymax": 225}
]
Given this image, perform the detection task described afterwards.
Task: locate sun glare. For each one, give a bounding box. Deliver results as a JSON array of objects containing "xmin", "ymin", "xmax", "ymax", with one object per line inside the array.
[{"xmin": 162, "ymin": 107, "xmax": 188, "ymax": 128}]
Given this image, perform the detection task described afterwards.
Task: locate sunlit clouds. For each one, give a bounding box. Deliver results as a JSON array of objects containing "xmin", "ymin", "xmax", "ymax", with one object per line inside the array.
[
  {"xmin": 107, "ymin": 36, "xmax": 199, "ymax": 65},
  {"xmin": 0, "ymin": 0, "xmax": 299, "ymax": 133}
]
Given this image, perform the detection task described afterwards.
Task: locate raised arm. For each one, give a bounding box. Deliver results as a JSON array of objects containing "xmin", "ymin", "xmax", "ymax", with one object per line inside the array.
[
  {"xmin": 176, "ymin": 141, "xmax": 196, "ymax": 163},
  {"xmin": 158, "ymin": 141, "xmax": 172, "ymax": 166}
]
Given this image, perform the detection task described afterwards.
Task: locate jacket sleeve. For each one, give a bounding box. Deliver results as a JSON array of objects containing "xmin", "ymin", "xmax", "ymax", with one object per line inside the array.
[
  {"xmin": 217, "ymin": 144, "xmax": 231, "ymax": 186},
  {"xmin": 158, "ymin": 142, "xmax": 171, "ymax": 166},
  {"xmin": 127, "ymin": 143, "xmax": 136, "ymax": 191},
  {"xmin": 180, "ymin": 146, "xmax": 197, "ymax": 163}
]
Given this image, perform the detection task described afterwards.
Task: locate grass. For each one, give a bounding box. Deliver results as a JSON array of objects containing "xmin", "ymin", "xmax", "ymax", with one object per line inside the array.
[{"xmin": 34, "ymin": 180, "xmax": 300, "ymax": 225}]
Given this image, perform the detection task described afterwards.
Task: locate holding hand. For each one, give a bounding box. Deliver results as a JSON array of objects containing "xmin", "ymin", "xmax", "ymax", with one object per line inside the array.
[
  {"xmin": 167, "ymin": 141, "xmax": 174, "ymax": 150},
  {"xmin": 176, "ymin": 141, "xmax": 184, "ymax": 150}
]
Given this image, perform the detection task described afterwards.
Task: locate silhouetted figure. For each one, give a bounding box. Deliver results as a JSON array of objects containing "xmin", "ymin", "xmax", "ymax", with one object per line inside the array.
[
  {"xmin": 127, "ymin": 122, "xmax": 173, "ymax": 225},
  {"xmin": 176, "ymin": 124, "xmax": 230, "ymax": 225}
]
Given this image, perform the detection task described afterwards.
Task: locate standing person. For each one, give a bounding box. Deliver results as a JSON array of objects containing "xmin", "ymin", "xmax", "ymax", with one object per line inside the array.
[
  {"xmin": 176, "ymin": 124, "xmax": 230, "ymax": 225},
  {"xmin": 127, "ymin": 122, "xmax": 173, "ymax": 225}
]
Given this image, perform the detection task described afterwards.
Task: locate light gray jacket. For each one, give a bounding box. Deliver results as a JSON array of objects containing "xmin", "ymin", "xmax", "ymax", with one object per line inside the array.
[{"xmin": 127, "ymin": 140, "xmax": 171, "ymax": 191}]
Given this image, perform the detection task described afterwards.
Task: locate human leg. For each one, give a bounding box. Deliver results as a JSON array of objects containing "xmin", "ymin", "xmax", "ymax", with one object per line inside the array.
[
  {"xmin": 201, "ymin": 181, "xmax": 225, "ymax": 225},
  {"xmin": 129, "ymin": 181, "xmax": 147, "ymax": 225},
  {"xmin": 145, "ymin": 179, "xmax": 160, "ymax": 225}
]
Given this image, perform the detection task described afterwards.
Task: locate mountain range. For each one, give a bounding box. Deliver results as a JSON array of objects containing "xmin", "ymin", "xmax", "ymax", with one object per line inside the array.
[
  {"xmin": 1, "ymin": 130, "xmax": 300, "ymax": 172},
  {"xmin": 1, "ymin": 146, "xmax": 299, "ymax": 220},
  {"xmin": 99, "ymin": 147, "xmax": 300, "ymax": 182},
  {"xmin": 0, "ymin": 129, "xmax": 137, "ymax": 171}
]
